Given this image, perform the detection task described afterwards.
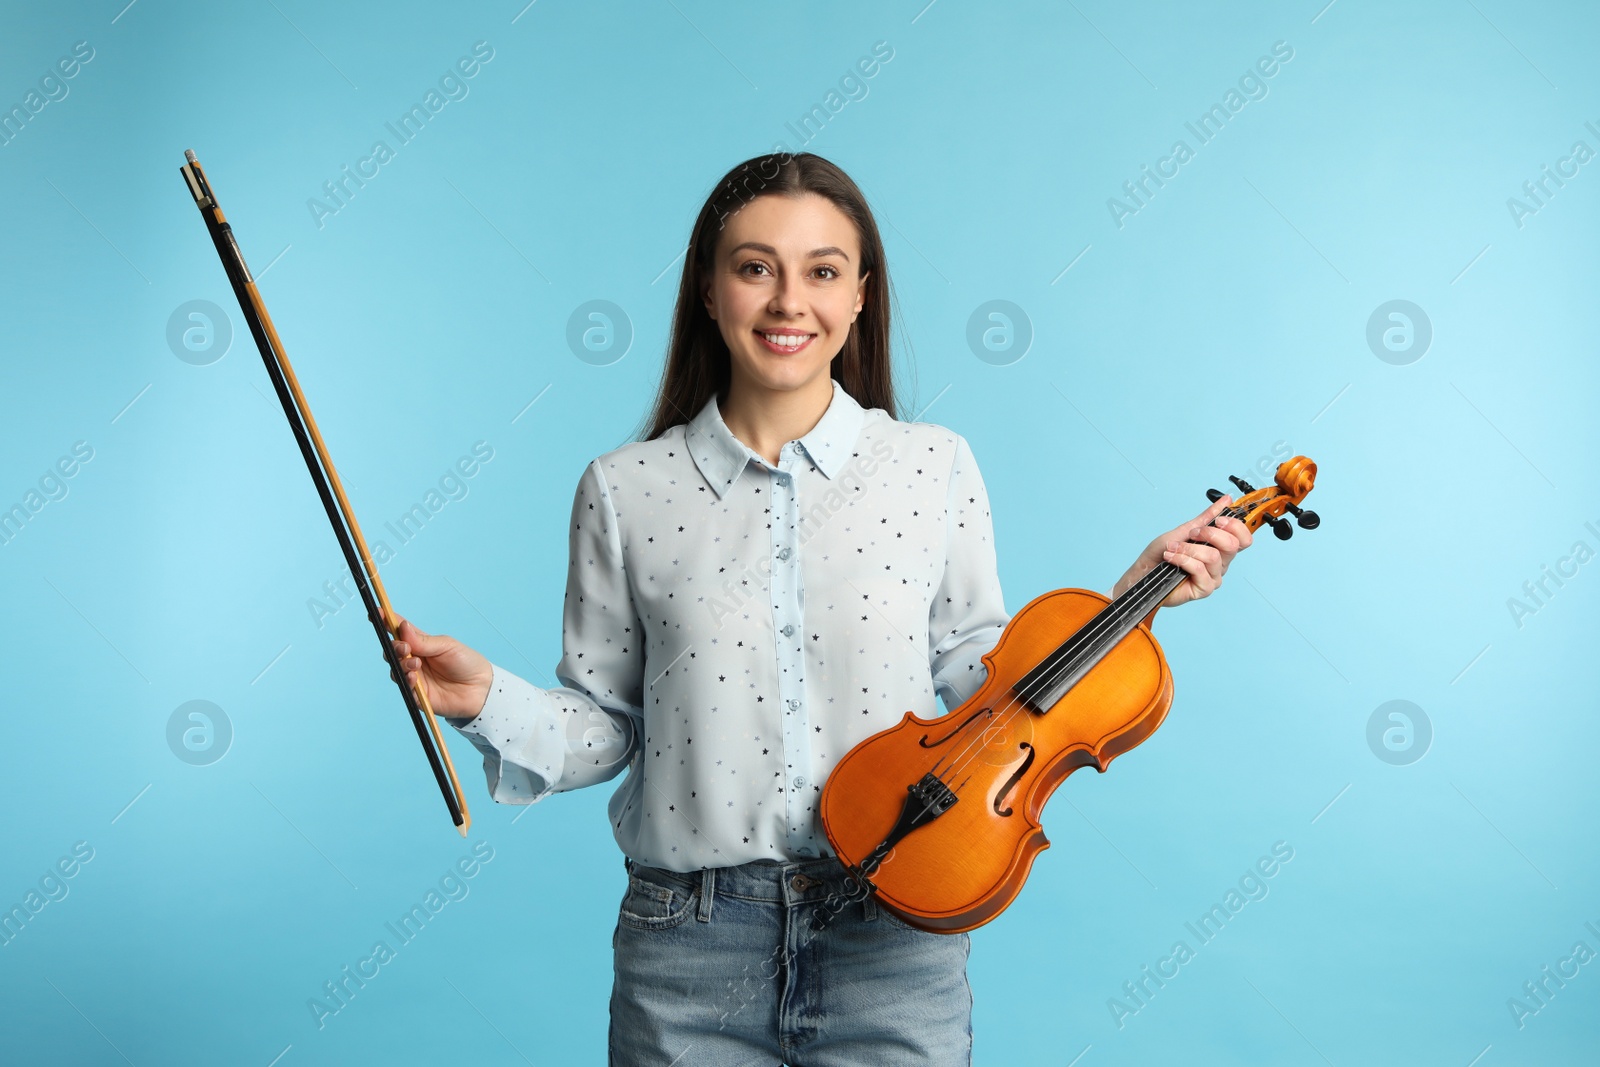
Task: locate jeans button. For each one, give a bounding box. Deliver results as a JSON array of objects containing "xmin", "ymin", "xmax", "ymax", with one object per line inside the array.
[{"xmin": 790, "ymin": 873, "xmax": 815, "ymax": 891}]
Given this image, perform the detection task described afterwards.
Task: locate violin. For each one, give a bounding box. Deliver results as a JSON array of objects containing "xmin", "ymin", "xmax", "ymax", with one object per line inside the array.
[{"xmin": 817, "ymin": 457, "xmax": 1319, "ymax": 933}]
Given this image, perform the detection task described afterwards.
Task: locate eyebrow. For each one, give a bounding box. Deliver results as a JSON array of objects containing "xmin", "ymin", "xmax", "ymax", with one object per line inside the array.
[{"xmin": 728, "ymin": 241, "xmax": 851, "ymax": 262}]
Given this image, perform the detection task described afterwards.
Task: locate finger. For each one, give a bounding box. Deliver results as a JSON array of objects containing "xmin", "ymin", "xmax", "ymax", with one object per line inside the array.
[
  {"xmin": 1167, "ymin": 536, "xmax": 1223, "ymax": 570},
  {"xmin": 1162, "ymin": 544, "xmax": 1200, "ymax": 585},
  {"xmin": 1192, "ymin": 521, "xmax": 1242, "ymax": 557},
  {"xmin": 1191, "ymin": 494, "xmax": 1230, "ymax": 526},
  {"xmin": 1191, "ymin": 541, "xmax": 1224, "ymax": 579},
  {"xmin": 1217, "ymin": 514, "xmax": 1253, "ymax": 549},
  {"xmin": 1172, "ymin": 499, "xmax": 1230, "ymax": 549},
  {"xmin": 1164, "ymin": 542, "xmax": 1220, "ymax": 592},
  {"xmin": 1183, "ymin": 520, "xmax": 1235, "ymax": 551},
  {"xmin": 398, "ymin": 618, "xmax": 450, "ymax": 656},
  {"xmin": 1176, "ymin": 555, "xmax": 1217, "ymax": 595}
]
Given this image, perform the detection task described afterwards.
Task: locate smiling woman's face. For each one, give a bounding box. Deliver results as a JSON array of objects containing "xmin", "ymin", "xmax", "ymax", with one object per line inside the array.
[{"xmin": 701, "ymin": 192, "xmax": 869, "ymax": 399}]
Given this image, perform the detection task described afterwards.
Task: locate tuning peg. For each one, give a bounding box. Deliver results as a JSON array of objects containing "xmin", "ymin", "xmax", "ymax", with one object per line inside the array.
[
  {"xmin": 1270, "ymin": 516, "xmax": 1293, "ymax": 540},
  {"xmin": 1287, "ymin": 503, "xmax": 1319, "ymax": 530},
  {"xmin": 1228, "ymin": 475, "xmax": 1258, "ymax": 495},
  {"xmin": 1206, "ymin": 488, "xmax": 1224, "ymax": 503}
]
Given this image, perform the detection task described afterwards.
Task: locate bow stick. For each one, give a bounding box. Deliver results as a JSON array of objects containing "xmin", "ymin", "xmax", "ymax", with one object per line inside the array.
[{"xmin": 179, "ymin": 149, "xmax": 471, "ymax": 836}]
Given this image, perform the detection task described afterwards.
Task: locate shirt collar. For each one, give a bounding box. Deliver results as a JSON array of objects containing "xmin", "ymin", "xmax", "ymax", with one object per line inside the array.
[{"xmin": 686, "ymin": 377, "xmax": 865, "ymax": 498}]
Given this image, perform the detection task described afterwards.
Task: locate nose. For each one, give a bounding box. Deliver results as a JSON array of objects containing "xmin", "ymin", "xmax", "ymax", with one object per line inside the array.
[{"xmin": 768, "ymin": 271, "xmax": 805, "ymax": 316}]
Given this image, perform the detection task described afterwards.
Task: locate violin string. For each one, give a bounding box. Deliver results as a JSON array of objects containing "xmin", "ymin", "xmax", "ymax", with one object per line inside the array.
[
  {"xmin": 845, "ymin": 545, "xmax": 1193, "ymax": 882},
  {"xmin": 856, "ymin": 551, "xmax": 1190, "ymax": 882},
  {"xmin": 928, "ymin": 512, "xmax": 1228, "ymax": 791},
  {"xmin": 945, "ymin": 503, "xmax": 1253, "ymax": 791},
  {"xmin": 919, "ymin": 506, "xmax": 1245, "ymax": 807},
  {"xmin": 846, "ymin": 504, "xmax": 1252, "ymax": 883},
  {"xmin": 920, "ymin": 555, "xmax": 1180, "ymax": 796},
  {"xmin": 915, "ymin": 559, "xmax": 1177, "ymax": 809}
]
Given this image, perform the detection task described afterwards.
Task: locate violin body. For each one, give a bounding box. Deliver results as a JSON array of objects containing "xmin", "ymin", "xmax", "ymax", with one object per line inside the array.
[
  {"xmin": 820, "ymin": 587, "xmax": 1172, "ymax": 933},
  {"xmin": 818, "ymin": 456, "xmax": 1318, "ymax": 934}
]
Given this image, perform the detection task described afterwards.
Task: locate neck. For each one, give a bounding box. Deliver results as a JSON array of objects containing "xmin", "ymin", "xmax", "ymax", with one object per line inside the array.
[{"xmin": 720, "ymin": 374, "xmax": 834, "ymax": 465}]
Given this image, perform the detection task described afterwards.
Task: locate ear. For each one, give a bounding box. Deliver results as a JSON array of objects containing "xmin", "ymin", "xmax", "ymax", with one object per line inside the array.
[
  {"xmin": 702, "ymin": 279, "xmax": 717, "ymax": 321},
  {"xmin": 854, "ymin": 269, "xmax": 870, "ymax": 315}
]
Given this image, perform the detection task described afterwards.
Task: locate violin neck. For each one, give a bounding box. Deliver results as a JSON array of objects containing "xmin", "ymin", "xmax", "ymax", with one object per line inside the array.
[
  {"xmin": 1116, "ymin": 559, "xmax": 1189, "ymax": 619},
  {"xmin": 1108, "ymin": 507, "xmax": 1241, "ymax": 628},
  {"xmin": 1012, "ymin": 538, "xmax": 1208, "ymax": 715}
]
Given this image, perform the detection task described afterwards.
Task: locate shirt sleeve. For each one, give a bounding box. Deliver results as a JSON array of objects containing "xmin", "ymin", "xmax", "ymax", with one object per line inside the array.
[
  {"xmin": 451, "ymin": 459, "xmax": 644, "ymax": 804},
  {"xmin": 928, "ymin": 433, "xmax": 1011, "ymax": 711}
]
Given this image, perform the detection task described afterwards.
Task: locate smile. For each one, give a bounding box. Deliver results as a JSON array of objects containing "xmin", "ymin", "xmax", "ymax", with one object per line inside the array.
[{"xmin": 755, "ymin": 330, "xmax": 815, "ymax": 353}]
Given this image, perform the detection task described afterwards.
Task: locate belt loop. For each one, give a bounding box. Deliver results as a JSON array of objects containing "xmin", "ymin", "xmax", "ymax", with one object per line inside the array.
[{"xmin": 697, "ymin": 867, "xmax": 715, "ymax": 922}]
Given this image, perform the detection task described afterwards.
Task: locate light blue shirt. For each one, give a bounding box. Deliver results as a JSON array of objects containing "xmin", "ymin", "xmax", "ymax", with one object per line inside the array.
[{"xmin": 452, "ymin": 377, "xmax": 1010, "ymax": 871}]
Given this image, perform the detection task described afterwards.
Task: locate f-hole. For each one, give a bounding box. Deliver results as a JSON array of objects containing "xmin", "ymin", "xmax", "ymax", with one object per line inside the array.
[
  {"xmin": 920, "ymin": 705, "xmax": 990, "ymax": 748},
  {"xmin": 994, "ymin": 742, "xmax": 1035, "ymax": 817}
]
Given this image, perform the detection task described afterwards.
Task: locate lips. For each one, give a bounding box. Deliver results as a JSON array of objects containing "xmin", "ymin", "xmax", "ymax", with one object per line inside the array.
[{"xmin": 754, "ymin": 329, "xmax": 815, "ymax": 353}]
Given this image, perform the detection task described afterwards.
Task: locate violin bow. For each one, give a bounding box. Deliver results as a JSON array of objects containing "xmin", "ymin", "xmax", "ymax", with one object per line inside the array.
[{"xmin": 179, "ymin": 149, "xmax": 471, "ymax": 836}]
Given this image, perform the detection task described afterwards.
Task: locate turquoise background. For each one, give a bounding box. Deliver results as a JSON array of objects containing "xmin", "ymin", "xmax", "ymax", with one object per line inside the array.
[{"xmin": 2, "ymin": 0, "xmax": 1597, "ymax": 1063}]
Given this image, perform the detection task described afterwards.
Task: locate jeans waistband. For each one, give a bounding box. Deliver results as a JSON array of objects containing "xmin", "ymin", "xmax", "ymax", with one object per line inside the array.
[{"xmin": 624, "ymin": 853, "xmax": 852, "ymax": 905}]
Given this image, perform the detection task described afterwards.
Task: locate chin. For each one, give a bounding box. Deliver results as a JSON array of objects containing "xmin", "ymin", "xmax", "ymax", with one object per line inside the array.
[
  {"xmin": 735, "ymin": 354, "xmax": 829, "ymax": 384},
  {"xmin": 774, "ymin": 362, "xmax": 834, "ymax": 382}
]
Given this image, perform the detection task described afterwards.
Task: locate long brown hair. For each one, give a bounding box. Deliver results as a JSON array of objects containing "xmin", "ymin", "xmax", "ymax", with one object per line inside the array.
[{"xmin": 631, "ymin": 151, "xmax": 907, "ymax": 443}]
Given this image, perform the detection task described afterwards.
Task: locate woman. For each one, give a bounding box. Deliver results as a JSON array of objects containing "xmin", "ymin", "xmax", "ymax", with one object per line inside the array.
[{"xmin": 391, "ymin": 151, "xmax": 1252, "ymax": 1065}]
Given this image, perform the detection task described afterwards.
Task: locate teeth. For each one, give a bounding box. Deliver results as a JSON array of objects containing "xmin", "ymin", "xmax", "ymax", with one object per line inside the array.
[{"xmin": 762, "ymin": 333, "xmax": 810, "ymax": 348}]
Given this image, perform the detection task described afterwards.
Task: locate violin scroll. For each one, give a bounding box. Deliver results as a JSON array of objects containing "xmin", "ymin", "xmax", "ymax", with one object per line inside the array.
[{"xmin": 1206, "ymin": 455, "xmax": 1319, "ymax": 541}]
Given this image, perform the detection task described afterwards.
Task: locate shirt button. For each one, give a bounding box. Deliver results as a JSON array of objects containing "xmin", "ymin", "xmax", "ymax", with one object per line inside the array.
[
  {"xmin": 777, "ymin": 546, "xmax": 791, "ymax": 560},
  {"xmin": 787, "ymin": 698, "xmax": 799, "ymax": 710},
  {"xmin": 781, "ymin": 624, "xmax": 795, "ymax": 636},
  {"xmin": 793, "ymin": 775, "xmax": 807, "ymax": 789}
]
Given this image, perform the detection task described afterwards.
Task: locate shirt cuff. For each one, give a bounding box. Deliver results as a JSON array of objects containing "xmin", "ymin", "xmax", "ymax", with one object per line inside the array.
[{"xmin": 450, "ymin": 662, "xmax": 565, "ymax": 804}]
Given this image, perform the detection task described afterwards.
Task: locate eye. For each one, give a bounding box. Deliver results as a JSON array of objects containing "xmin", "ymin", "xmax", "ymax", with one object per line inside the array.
[
  {"xmin": 814, "ymin": 265, "xmax": 841, "ymax": 280},
  {"xmin": 738, "ymin": 260, "xmax": 771, "ymax": 277}
]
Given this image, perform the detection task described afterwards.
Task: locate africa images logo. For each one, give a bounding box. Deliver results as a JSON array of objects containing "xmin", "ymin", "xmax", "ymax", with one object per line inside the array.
[{"xmin": 1106, "ymin": 41, "xmax": 1295, "ymax": 229}]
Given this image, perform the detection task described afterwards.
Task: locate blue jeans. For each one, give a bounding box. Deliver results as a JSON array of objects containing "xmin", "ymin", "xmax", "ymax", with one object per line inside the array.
[{"xmin": 609, "ymin": 854, "xmax": 973, "ymax": 1066}]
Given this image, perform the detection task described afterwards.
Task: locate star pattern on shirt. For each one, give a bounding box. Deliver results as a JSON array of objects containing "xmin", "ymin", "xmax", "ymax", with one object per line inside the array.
[{"xmin": 450, "ymin": 378, "xmax": 1009, "ymax": 874}]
